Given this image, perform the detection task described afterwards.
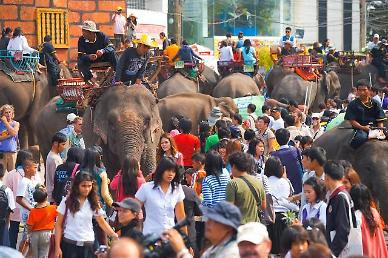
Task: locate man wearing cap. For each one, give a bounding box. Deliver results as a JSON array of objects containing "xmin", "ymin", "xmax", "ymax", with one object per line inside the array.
[
  {"xmin": 237, "ymin": 222, "xmax": 272, "ymax": 258},
  {"xmin": 59, "ymin": 114, "xmax": 85, "ymax": 150},
  {"xmin": 112, "ymin": 7, "xmax": 127, "ymax": 50},
  {"xmin": 367, "ymin": 34, "xmax": 380, "ymax": 51},
  {"xmin": 309, "ymin": 113, "xmax": 324, "ymax": 141},
  {"xmin": 164, "ymin": 201, "xmax": 241, "ymax": 258},
  {"xmin": 115, "ymin": 34, "xmax": 157, "ymax": 85},
  {"xmin": 345, "ymin": 79, "xmax": 386, "ymax": 149},
  {"xmin": 270, "ymin": 107, "xmax": 285, "ymax": 132},
  {"xmin": 77, "ymin": 20, "xmax": 116, "ymax": 85},
  {"xmin": 112, "ymin": 198, "xmax": 143, "ymax": 242}
]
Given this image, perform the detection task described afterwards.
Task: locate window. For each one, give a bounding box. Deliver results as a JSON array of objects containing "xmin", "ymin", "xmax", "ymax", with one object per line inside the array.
[
  {"xmin": 36, "ymin": 8, "xmax": 69, "ymax": 48},
  {"xmin": 126, "ymin": 0, "xmax": 146, "ymax": 10}
]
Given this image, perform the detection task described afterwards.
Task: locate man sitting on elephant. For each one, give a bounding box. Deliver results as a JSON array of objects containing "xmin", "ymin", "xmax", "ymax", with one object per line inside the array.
[
  {"xmin": 115, "ymin": 34, "xmax": 158, "ymax": 85},
  {"xmin": 77, "ymin": 20, "xmax": 116, "ymax": 85},
  {"xmin": 345, "ymin": 79, "xmax": 387, "ymax": 149}
]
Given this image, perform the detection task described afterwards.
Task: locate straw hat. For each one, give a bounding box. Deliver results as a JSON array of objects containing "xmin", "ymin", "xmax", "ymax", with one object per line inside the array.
[
  {"xmin": 117, "ymin": 6, "xmax": 123, "ymax": 11},
  {"xmin": 133, "ymin": 34, "xmax": 158, "ymax": 48}
]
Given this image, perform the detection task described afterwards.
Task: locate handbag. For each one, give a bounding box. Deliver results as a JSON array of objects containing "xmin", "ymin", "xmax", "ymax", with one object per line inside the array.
[{"xmin": 240, "ymin": 176, "xmax": 275, "ymax": 225}]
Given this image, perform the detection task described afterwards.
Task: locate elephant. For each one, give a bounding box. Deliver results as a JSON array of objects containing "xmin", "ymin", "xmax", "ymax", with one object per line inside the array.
[
  {"xmin": 157, "ymin": 93, "xmax": 238, "ymax": 134},
  {"xmin": 212, "ymin": 73, "xmax": 261, "ymax": 98},
  {"xmin": 313, "ymin": 120, "xmax": 388, "ymax": 223},
  {"xmin": 265, "ymin": 65, "xmax": 294, "ymax": 96},
  {"xmin": 82, "ymin": 85, "xmax": 162, "ymax": 177},
  {"xmin": 270, "ymin": 71, "xmax": 341, "ymax": 112},
  {"xmin": 156, "ymin": 65, "xmax": 219, "ymax": 99},
  {"xmin": 333, "ymin": 63, "xmax": 387, "ymax": 99},
  {"xmin": 0, "ymin": 63, "xmax": 71, "ymax": 148}
]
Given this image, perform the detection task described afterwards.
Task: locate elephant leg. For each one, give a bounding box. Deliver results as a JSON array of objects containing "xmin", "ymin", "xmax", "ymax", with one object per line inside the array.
[{"xmin": 18, "ymin": 122, "xmax": 29, "ymax": 150}]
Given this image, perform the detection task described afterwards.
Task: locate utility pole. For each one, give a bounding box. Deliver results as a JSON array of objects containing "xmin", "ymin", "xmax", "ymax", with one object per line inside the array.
[
  {"xmin": 360, "ymin": 0, "xmax": 366, "ymax": 50},
  {"xmin": 173, "ymin": 0, "xmax": 182, "ymax": 44}
]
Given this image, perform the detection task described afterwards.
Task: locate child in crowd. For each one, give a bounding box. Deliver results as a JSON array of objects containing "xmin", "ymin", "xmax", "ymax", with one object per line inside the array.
[
  {"xmin": 299, "ymin": 177, "xmax": 327, "ymax": 226},
  {"xmin": 280, "ymin": 225, "xmax": 309, "ymax": 258},
  {"xmin": 27, "ymin": 186, "xmax": 57, "ymax": 258},
  {"xmin": 190, "ymin": 153, "xmax": 206, "ymax": 196},
  {"xmin": 0, "ymin": 164, "xmax": 16, "ymax": 245}
]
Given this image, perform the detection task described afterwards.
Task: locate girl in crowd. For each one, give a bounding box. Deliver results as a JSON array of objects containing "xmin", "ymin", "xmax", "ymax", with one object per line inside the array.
[
  {"xmin": 135, "ymin": 157, "xmax": 186, "ymax": 236},
  {"xmin": 350, "ymin": 184, "xmax": 388, "ymax": 258},
  {"xmin": 302, "ymin": 218, "xmax": 328, "ymax": 246},
  {"xmin": 213, "ymin": 138, "xmax": 228, "ymax": 165},
  {"xmin": 342, "ymin": 167, "xmax": 361, "ymax": 192},
  {"xmin": 201, "ymin": 150, "xmax": 231, "ymax": 208},
  {"xmin": 110, "ymin": 156, "xmax": 145, "ymax": 202},
  {"xmin": 198, "ymin": 121, "xmax": 211, "ymax": 153},
  {"xmin": 299, "ymin": 177, "xmax": 327, "ymax": 226},
  {"xmin": 280, "ymin": 225, "xmax": 309, "ymax": 258},
  {"xmin": 156, "ymin": 133, "xmax": 183, "ymax": 166},
  {"xmin": 7, "ymin": 27, "xmax": 37, "ymax": 55},
  {"xmin": 265, "ymin": 156, "xmax": 299, "ymax": 254},
  {"xmin": 80, "ymin": 148, "xmax": 113, "ymax": 207},
  {"xmin": 55, "ymin": 172, "xmax": 117, "ymax": 258},
  {"xmin": 225, "ymin": 139, "xmax": 242, "ymax": 172},
  {"xmin": 247, "ymin": 137, "xmax": 266, "ymax": 174},
  {"xmin": 239, "ymin": 39, "xmax": 257, "ymax": 66}
]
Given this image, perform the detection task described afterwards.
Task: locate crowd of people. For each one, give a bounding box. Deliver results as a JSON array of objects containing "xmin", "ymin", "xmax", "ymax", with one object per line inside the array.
[{"xmin": 0, "ymin": 73, "xmax": 387, "ymax": 258}]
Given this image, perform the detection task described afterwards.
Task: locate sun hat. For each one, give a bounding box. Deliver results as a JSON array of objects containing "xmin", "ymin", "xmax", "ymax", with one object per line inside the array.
[
  {"xmin": 80, "ymin": 21, "xmax": 99, "ymax": 32},
  {"xmin": 311, "ymin": 113, "xmax": 321, "ymax": 119},
  {"xmin": 237, "ymin": 222, "xmax": 270, "ymax": 245},
  {"xmin": 66, "ymin": 113, "xmax": 78, "ymax": 122},
  {"xmin": 373, "ymin": 34, "xmax": 379, "ymax": 39},
  {"xmin": 133, "ymin": 34, "xmax": 159, "ymax": 48},
  {"xmin": 208, "ymin": 107, "xmax": 223, "ymax": 127},
  {"xmin": 201, "ymin": 201, "xmax": 241, "ymax": 230},
  {"xmin": 112, "ymin": 198, "xmax": 141, "ymax": 213},
  {"xmin": 117, "ymin": 6, "xmax": 123, "ymax": 11}
]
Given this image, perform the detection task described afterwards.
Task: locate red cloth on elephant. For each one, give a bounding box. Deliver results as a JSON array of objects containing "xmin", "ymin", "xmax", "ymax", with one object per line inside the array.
[
  {"xmin": 110, "ymin": 169, "xmax": 146, "ymax": 202},
  {"xmin": 173, "ymin": 133, "xmax": 200, "ymax": 167}
]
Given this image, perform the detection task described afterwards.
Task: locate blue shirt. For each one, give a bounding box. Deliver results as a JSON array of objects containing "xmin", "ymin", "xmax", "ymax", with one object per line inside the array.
[
  {"xmin": 0, "ymin": 121, "xmax": 18, "ymax": 152},
  {"xmin": 241, "ymin": 46, "xmax": 256, "ymax": 65},
  {"xmin": 202, "ymin": 168, "xmax": 231, "ymax": 208}
]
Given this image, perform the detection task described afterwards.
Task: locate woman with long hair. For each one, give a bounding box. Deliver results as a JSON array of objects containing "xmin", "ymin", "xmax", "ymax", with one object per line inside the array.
[
  {"xmin": 110, "ymin": 156, "xmax": 145, "ymax": 202},
  {"xmin": 54, "ymin": 172, "xmax": 117, "ymax": 258},
  {"xmin": 247, "ymin": 137, "xmax": 266, "ymax": 174},
  {"xmin": 350, "ymin": 184, "xmax": 388, "ymax": 258},
  {"xmin": 7, "ymin": 27, "xmax": 37, "ymax": 55},
  {"xmin": 201, "ymin": 150, "xmax": 231, "ymax": 208},
  {"xmin": 135, "ymin": 157, "xmax": 186, "ymax": 235},
  {"xmin": 239, "ymin": 39, "xmax": 257, "ymax": 66},
  {"xmin": 156, "ymin": 133, "xmax": 183, "ymax": 166}
]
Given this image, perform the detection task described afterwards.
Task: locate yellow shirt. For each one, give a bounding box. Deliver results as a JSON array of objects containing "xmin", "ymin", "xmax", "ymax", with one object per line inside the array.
[{"xmin": 164, "ymin": 44, "xmax": 180, "ymax": 64}]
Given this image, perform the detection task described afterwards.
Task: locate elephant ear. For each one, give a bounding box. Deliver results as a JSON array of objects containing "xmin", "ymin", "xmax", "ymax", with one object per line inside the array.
[
  {"xmin": 92, "ymin": 108, "xmax": 109, "ymax": 145},
  {"xmin": 325, "ymin": 71, "xmax": 340, "ymax": 97}
]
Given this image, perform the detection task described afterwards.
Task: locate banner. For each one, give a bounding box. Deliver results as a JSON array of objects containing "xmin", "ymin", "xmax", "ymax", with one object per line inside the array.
[{"xmin": 233, "ymin": 95, "xmax": 265, "ymax": 120}]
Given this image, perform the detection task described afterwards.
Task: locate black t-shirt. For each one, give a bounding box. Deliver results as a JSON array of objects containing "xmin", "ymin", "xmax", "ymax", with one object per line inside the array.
[
  {"xmin": 0, "ymin": 37, "xmax": 10, "ymax": 50},
  {"xmin": 53, "ymin": 162, "xmax": 78, "ymax": 205},
  {"xmin": 345, "ymin": 97, "xmax": 386, "ymax": 126},
  {"xmin": 115, "ymin": 47, "xmax": 149, "ymax": 84},
  {"xmin": 78, "ymin": 32, "xmax": 111, "ymax": 56},
  {"xmin": 120, "ymin": 221, "xmax": 144, "ymax": 243}
]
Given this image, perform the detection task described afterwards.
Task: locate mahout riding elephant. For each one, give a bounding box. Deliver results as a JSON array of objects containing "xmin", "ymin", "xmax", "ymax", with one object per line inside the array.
[
  {"xmin": 270, "ymin": 71, "xmax": 341, "ymax": 112},
  {"xmin": 212, "ymin": 73, "xmax": 261, "ymax": 98},
  {"xmin": 333, "ymin": 63, "xmax": 387, "ymax": 99},
  {"xmin": 82, "ymin": 85, "xmax": 162, "ymax": 177},
  {"xmin": 156, "ymin": 66, "xmax": 219, "ymax": 98},
  {"xmin": 157, "ymin": 93, "xmax": 238, "ymax": 134},
  {"xmin": 0, "ymin": 63, "xmax": 71, "ymax": 148},
  {"xmin": 313, "ymin": 120, "xmax": 388, "ymax": 223}
]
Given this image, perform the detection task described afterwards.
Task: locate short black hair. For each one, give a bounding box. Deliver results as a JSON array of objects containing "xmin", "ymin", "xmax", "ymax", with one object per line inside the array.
[
  {"xmin": 300, "ymin": 135, "xmax": 313, "ymax": 149},
  {"xmin": 264, "ymin": 156, "xmax": 283, "ymax": 178},
  {"xmin": 226, "ymin": 32, "xmax": 232, "ymax": 38},
  {"xmin": 215, "ymin": 119, "xmax": 227, "ymax": 129},
  {"xmin": 280, "ymin": 225, "xmax": 309, "ymax": 256},
  {"xmin": 247, "ymin": 103, "xmax": 256, "ymax": 112},
  {"xmin": 179, "ymin": 118, "xmax": 192, "ymax": 134},
  {"xmin": 289, "ymin": 99, "xmax": 298, "ymax": 108},
  {"xmin": 52, "ymin": 132, "xmax": 67, "ymax": 144},
  {"xmin": 228, "ymin": 152, "xmax": 251, "ymax": 172},
  {"xmin": 285, "ymin": 27, "xmax": 292, "ymax": 31},
  {"xmin": 15, "ymin": 150, "xmax": 33, "ymax": 168},
  {"xmin": 247, "ymin": 137, "xmax": 264, "ymax": 157},
  {"xmin": 303, "ymin": 177, "xmax": 326, "ymax": 202},
  {"xmin": 192, "ymin": 152, "xmax": 205, "ymax": 164},
  {"xmin": 217, "ymin": 126, "xmax": 231, "ymax": 139},
  {"xmin": 307, "ymin": 147, "xmax": 326, "ymax": 166},
  {"xmin": 244, "ymin": 129, "xmax": 256, "ymax": 141},
  {"xmin": 233, "ymin": 113, "xmax": 243, "ymax": 125},
  {"xmin": 275, "ymin": 128, "xmax": 290, "ymax": 145},
  {"xmin": 182, "ymin": 40, "xmax": 188, "ymax": 45},
  {"xmin": 44, "ymin": 35, "xmax": 52, "ymax": 42},
  {"xmin": 356, "ymin": 79, "xmax": 371, "ymax": 89},
  {"xmin": 33, "ymin": 188, "xmax": 48, "ymax": 203},
  {"xmin": 0, "ymin": 164, "xmax": 4, "ymax": 178},
  {"xmin": 261, "ymin": 105, "xmax": 270, "ymax": 113},
  {"xmin": 170, "ymin": 38, "xmax": 176, "ymax": 44},
  {"xmin": 324, "ymin": 160, "xmax": 344, "ymax": 180},
  {"xmin": 258, "ymin": 116, "xmax": 270, "ymax": 126}
]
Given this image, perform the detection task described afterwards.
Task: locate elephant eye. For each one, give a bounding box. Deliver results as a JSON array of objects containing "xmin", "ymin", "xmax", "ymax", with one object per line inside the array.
[{"xmin": 144, "ymin": 117, "xmax": 150, "ymax": 127}]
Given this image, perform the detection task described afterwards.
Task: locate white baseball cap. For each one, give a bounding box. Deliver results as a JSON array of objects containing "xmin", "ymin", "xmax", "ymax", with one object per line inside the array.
[
  {"xmin": 311, "ymin": 113, "xmax": 321, "ymax": 119},
  {"xmin": 66, "ymin": 113, "xmax": 78, "ymax": 122},
  {"xmin": 237, "ymin": 222, "xmax": 269, "ymax": 245},
  {"xmin": 373, "ymin": 34, "xmax": 379, "ymax": 39}
]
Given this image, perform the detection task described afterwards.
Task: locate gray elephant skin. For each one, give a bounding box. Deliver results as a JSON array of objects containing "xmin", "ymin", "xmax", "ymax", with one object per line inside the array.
[
  {"xmin": 0, "ymin": 63, "xmax": 71, "ymax": 148},
  {"xmin": 270, "ymin": 71, "xmax": 341, "ymax": 112},
  {"xmin": 157, "ymin": 93, "xmax": 238, "ymax": 134},
  {"xmin": 212, "ymin": 73, "xmax": 261, "ymax": 98},
  {"xmin": 83, "ymin": 85, "xmax": 162, "ymax": 177},
  {"xmin": 313, "ymin": 120, "xmax": 388, "ymax": 223}
]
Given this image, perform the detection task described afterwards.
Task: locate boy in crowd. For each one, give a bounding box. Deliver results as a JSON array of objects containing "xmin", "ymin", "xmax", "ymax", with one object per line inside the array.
[
  {"xmin": 0, "ymin": 164, "xmax": 16, "ymax": 245},
  {"xmin": 191, "ymin": 153, "xmax": 206, "ymax": 196}
]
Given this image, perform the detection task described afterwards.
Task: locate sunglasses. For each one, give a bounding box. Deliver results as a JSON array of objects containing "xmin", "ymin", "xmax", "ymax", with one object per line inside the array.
[{"xmin": 286, "ymin": 31, "xmax": 291, "ymax": 33}]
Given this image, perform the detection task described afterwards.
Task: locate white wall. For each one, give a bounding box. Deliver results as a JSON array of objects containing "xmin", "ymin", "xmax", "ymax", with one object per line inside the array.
[
  {"xmin": 292, "ymin": 0, "xmax": 318, "ymax": 44},
  {"xmin": 327, "ymin": 1, "xmax": 344, "ymax": 50},
  {"xmin": 352, "ymin": 0, "xmax": 361, "ymax": 51}
]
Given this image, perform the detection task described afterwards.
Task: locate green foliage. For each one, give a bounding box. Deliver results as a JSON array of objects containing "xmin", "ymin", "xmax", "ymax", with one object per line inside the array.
[{"xmin": 282, "ymin": 210, "xmax": 297, "ymax": 226}]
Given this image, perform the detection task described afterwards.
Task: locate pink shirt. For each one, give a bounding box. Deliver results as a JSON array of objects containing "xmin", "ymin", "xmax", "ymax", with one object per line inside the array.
[
  {"xmin": 4, "ymin": 168, "xmax": 23, "ymax": 222},
  {"xmin": 110, "ymin": 170, "xmax": 146, "ymax": 202}
]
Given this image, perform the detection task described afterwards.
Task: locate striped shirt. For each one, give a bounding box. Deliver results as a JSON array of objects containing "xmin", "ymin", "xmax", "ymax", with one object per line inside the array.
[{"xmin": 201, "ymin": 168, "xmax": 231, "ymax": 208}]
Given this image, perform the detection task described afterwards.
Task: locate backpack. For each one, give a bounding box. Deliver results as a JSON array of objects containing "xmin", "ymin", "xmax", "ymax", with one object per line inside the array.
[
  {"xmin": 0, "ymin": 185, "xmax": 9, "ymax": 221},
  {"xmin": 63, "ymin": 164, "xmax": 80, "ymax": 199}
]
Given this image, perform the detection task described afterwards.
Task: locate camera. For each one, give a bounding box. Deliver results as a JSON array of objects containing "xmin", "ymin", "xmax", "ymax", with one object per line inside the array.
[{"xmin": 142, "ymin": 217, "xmax": 191, "ymax": 258}]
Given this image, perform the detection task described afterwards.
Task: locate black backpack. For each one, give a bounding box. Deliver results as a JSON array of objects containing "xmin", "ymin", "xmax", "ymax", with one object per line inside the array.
[{"xmin": 0, "ymin": 185, "xmax": 9, "ymax": 221}]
